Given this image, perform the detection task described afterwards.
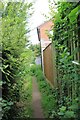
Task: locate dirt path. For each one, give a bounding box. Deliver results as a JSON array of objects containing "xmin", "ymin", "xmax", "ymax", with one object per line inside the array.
[{"xmin": 32, "ymin": 77, "xmax": 44, "ymax": 118}]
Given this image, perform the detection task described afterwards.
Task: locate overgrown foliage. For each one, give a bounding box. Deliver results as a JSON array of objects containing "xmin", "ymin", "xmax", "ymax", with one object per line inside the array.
[
  {"xmin": 50, "ymin": 1, "xmax": 80, "ymax": 120},
  {"xmin": 1, "ymin": 1, "xmax": 33, "ymax": 119},
  {"xmin": 16, "ymin": 75, "xmax": 33, "ymax": 119}
]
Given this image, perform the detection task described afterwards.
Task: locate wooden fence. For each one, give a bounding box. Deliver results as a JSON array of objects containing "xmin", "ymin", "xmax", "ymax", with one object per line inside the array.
[{"xmin": 43, "ymin": 43, "xmax": 56, "ymax": 86}]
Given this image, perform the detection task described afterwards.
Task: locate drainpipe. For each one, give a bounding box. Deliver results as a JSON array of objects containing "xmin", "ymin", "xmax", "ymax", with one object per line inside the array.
[{"xmin": 37, "ymin": 27, "xmax": 43, "ymax": 69}]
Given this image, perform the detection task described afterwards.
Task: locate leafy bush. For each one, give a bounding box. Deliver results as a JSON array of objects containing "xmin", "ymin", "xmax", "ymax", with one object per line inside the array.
[
  {"xmin": 16, "ymin": 75, "xmax": 33, "ymax": 119},
  {"xmin": 1, "ymin": 1, "xmax": 33, "ymax": 119},
  {"xmin": 49, "ymin": 1, "xmax": 80, "ymax": 119}
]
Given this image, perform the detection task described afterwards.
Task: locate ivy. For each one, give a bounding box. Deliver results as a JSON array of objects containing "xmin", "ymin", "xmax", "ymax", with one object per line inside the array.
[{"xmin": 50, "ymin": 1, "xmax": 80, "ymax": 119}]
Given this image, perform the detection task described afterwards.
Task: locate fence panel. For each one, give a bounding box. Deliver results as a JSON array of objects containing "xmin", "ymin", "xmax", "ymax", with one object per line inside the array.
[{"xmin": 43, "ymin": 43, "xmax": 56, "ymax": 86}]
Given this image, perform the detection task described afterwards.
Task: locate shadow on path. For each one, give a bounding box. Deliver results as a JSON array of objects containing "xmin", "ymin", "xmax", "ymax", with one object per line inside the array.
[{"xmin": 32, "ymin": 77, "xmax": 44, "ymax": 118}]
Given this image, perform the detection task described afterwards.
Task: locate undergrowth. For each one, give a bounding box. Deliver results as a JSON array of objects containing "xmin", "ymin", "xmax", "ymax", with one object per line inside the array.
[
  {"xmin": 16, "ymin": 74, "xmax": 33, "ymax": 119},
  {"xmin": 31, "ymin": 64, "xmax": 79, "ymax": 119}
]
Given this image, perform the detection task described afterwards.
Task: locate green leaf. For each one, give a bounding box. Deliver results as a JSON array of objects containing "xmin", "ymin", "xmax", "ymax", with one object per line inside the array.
[
  {"xmin": 68, "ymin": 5, "xmax": 80, "ymax": 23},
  {"xmin": 64, "ymin": 111, "xmax": 75, "ymax": 118},
  {"xmin": 59, "ymin": 106, "xmax": 66, "ymax": 112},
  {"xmin": 58, "ymin": 112, "xmax": 64, "ymax": 116}
]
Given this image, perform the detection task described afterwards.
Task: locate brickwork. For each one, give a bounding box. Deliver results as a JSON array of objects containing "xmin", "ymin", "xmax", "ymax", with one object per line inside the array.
[{"xmin": 38, "ymin": 20, "xmax": 53, "ymax": 41}]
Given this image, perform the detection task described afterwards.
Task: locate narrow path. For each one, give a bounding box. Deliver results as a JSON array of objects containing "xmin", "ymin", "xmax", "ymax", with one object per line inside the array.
[{"xmin": 32, "ymin": 77, "xmax": 44, "ymax": 118}]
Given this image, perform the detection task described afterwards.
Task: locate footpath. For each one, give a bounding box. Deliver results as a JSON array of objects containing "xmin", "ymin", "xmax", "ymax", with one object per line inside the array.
[{"xmin": 32, "ymin": 77, "xmax": 44, "ymax": 118}]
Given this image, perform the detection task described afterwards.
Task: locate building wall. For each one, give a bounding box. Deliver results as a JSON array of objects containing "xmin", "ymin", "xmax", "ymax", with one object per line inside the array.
[{"xmin": 39, "ymin": 20, "xmax": 53, "ymax": 41}]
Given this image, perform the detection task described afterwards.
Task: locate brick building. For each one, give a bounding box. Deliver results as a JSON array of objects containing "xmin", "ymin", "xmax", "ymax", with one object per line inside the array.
[
  {"xmin": 38, "ymin": 20, "xmax": 53, "ymax": 51},
  {"xmin": 37, "ymin": 20, "xmax": 55, "ymax": 85}
]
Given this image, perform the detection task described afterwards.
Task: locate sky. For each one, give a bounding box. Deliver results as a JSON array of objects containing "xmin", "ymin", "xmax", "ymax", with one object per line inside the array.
[{"xmin": 27, "ymin": 0, "xmax": 50, "ymax": 44}]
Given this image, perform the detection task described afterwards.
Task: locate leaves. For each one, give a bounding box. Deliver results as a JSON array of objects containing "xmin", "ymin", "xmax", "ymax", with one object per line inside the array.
[
  {"xmin": 65, "ymin": 111, "xmax": 75, "ymax": 118},
  {"xmin": 2, "ymin": 1, "xmax": 33, "ymax": 119},
  {"xmin": 49, "ymin": 1, "xmax": 80, "ymax": 119}
]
